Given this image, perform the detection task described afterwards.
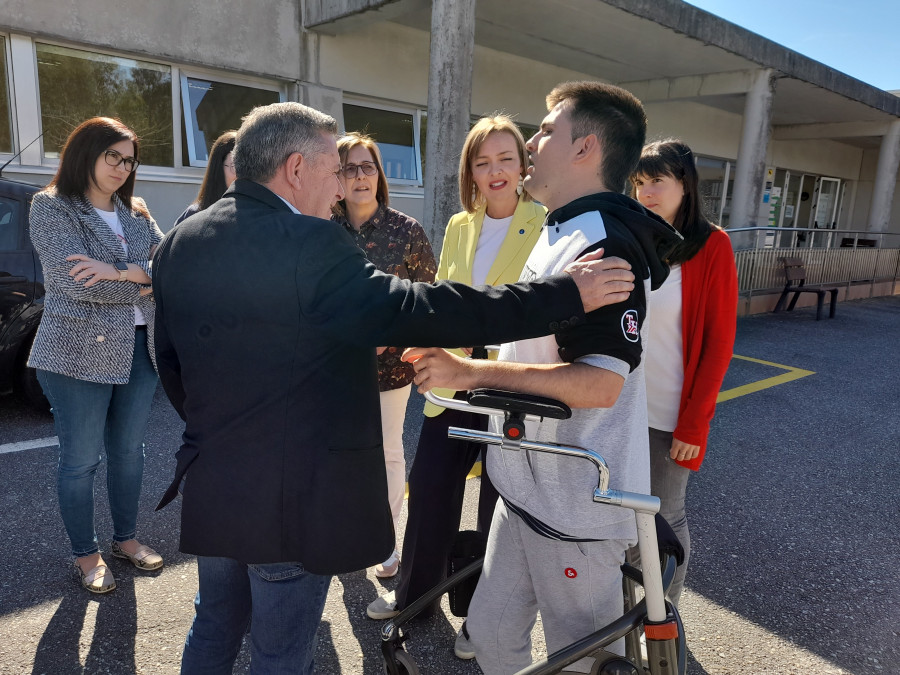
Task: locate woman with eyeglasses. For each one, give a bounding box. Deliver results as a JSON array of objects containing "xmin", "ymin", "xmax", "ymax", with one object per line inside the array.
[
  {"xmin": 332, "ymin": 131, "xmax": 437, "ymax": 578},
  {"xmin": 28, "ymin": 117, "xmax": 165, "ymax": 594},
  {"xmin": 366, "ymin": 114, "xmax": 545, "ymax": 626},
  {"xmin": 174, "ymin": 130, "xmax": 237, "ymax": 226}
]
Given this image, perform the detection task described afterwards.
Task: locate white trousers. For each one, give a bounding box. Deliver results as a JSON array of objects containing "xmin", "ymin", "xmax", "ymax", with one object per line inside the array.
[
  {"xmin": 379, "ymin": 384, "xmax": 411, "ymax": 545},
  {"xmin": 467, "ymin": 501, "xmax": 630, "ymax": 675}
]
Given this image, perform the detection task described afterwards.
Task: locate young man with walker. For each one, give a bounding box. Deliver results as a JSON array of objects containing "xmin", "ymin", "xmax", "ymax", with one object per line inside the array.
[{"xmin": 404, "ymin": 81, "xmax": 681, "ymax": 675}]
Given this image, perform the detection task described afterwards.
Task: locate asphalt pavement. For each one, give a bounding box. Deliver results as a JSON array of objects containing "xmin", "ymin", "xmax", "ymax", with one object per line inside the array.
[{"xmin": 0, "ymin": 295, "xmax": 897, "ymax": 674}]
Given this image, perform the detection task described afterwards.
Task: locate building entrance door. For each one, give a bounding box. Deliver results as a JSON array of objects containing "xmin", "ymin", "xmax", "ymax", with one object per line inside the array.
[{"xmin": 813, "ymin": 177, "xmax": 841, "ymax": 229}]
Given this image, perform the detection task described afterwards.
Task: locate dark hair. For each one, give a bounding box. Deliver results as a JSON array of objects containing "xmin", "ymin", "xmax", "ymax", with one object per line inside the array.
[
  {"xmin": 196, "ymin": 130, "xmax": 237, "ymax": 211},
  {"xmin": 333, "ymin": 131, "xmax": 390, "ymax": 218},
  {"xmin": 47, "ymin": 117, "xmax": 146, "ymax": 215},
  {"xmin": 631, "ymin": 139, "xmax": 716, "ymax": 264},
  {"xmin": 546, "ymin": 81, "xmax": 647, "ymax": 194}
]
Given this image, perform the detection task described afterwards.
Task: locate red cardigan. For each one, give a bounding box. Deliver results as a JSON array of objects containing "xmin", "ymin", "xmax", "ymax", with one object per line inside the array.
[{"xmin": 672, "ymin": 229, "xmax": 738, "ymax": 471}]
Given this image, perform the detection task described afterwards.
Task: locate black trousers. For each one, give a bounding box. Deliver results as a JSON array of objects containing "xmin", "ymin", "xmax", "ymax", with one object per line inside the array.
[{"xmin": 394, "ymin": 403, "xmax": 499, "ymax": 616}]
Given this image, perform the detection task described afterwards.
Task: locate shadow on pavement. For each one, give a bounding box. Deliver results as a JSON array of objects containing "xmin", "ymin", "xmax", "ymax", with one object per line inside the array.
[
  {"xmin": 683, "ymin": 297, "xmax": 900, "ymax": 675},
  {"xmin": 32, "ymin": 573, "xmax": 138, "ymax": 675}
]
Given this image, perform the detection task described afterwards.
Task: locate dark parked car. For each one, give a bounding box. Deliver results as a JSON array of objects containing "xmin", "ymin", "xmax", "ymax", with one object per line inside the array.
[{"xmin": 0, "ymin": 174, "xmax": 47, "ymax": 409}]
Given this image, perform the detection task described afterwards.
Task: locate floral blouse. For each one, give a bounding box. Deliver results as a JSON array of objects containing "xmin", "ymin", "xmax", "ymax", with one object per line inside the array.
[{"xmin": 333, "ymin": 203, "xmax": 437, "ymax": 391}]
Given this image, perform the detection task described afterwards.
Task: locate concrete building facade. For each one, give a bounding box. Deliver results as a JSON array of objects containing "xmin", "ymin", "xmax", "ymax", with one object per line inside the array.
[{"xmin": 2, "ymin": 0, "xmax": 899, "ymax": 309}]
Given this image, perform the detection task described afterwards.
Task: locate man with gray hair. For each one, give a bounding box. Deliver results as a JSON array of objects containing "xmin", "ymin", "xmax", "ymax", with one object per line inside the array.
[{"xmin": 152, "ymin": 101, "xmax": 636, "ymax": 673}]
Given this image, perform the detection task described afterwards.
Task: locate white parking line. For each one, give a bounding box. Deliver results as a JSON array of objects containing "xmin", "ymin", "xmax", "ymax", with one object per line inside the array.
[{"xmin": 0, "ymin": 436, "xmax": 59, "ymax": 455}]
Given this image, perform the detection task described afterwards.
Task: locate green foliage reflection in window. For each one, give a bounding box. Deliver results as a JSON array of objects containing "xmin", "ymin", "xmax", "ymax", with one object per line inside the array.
[{"xmin": 36, "ymin": 43, "xmax": 173, "ymax": 166}]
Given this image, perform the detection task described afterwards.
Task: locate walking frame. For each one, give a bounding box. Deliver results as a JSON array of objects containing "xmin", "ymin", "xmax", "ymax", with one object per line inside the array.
[{"xmin": 380, "ymin": 387, "xmax": 685, "ymax": 675}]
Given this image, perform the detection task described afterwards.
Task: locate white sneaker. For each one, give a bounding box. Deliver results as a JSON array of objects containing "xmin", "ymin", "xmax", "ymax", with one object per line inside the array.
[
  {"xmin": 454, "ymin": 621, "xmax": 476, "ymax": 660},
  {"xmin": 375, "ymin": 549, "xmax": 400, "ymax": 578},
  {"xmin": 366, "ymin": 590, "xmax": 400, "ymax": 620}
]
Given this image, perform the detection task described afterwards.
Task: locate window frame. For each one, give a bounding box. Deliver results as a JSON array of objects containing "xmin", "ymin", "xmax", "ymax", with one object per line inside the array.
[
  {"xmin": 33, "ymin": 40, "xmax": 176, "ymax": 168},
  {"xmin": 0, "ymin": 35, "xmax": 15, "ymax": 160},
  {"xmin": 8, "ymin": 36, "xmax": 288, "ymax": 179},
  {"xmin": 342, "ymin": 97, "xmax": 425, "ymax": 188},
  {"xmin": 179, "ymin": 68, "xmax": 285, "ymax": 168}
]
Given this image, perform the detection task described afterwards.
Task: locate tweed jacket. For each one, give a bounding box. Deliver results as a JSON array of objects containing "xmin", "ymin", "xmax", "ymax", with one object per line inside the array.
[{"xmin": 27, "ymin": 189, "xmax": 163, "ymax": 384}]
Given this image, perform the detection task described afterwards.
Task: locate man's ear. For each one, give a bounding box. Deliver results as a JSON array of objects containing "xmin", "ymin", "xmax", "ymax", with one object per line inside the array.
[
  {"xmin": 573, "ymin": 133, "xmax": 600, "ymax": 164},
  {"xmin": 284, "ymin": 151, "xmax": 304, "ymax": 189}
]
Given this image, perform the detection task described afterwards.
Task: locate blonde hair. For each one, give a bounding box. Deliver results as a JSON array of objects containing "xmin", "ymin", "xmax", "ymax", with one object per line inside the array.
[
  {"xmin": 333, "ymin": 131, "xmax": 390, "ymax": 218},
  {"xmin": 458, "ymin": 114, "xmax": 531, "ymax": 214}
]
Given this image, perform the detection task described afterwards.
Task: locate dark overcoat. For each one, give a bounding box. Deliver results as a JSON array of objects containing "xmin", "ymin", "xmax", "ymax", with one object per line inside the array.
[{"xmin": 152, "ymin": 179, "xmax": 585, "ymax": 575}]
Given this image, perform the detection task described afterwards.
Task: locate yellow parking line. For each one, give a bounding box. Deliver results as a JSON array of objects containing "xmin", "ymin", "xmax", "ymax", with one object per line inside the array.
[
  {"xmin": 435, "ymin": 354, "xmax": 817, "ymax": 492},
  {"xmin": 716, "ymin": 354, "xmax": 815, "ymax": 403}
]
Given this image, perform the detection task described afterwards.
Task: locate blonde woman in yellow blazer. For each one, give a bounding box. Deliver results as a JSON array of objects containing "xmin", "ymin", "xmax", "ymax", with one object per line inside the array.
[
  {"xmin": 367, "ymin": 115, "xmax": 546, "ymax": 622},
  {"xmin": 422, "ymin": 199, "xmax": 547, "ymax": 416}
]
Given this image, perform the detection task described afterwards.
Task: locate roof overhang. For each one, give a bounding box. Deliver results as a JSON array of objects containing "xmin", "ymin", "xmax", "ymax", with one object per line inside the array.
[{"xmin": 306, "ymin": 0, "xmax": 900, "ymax": 150}]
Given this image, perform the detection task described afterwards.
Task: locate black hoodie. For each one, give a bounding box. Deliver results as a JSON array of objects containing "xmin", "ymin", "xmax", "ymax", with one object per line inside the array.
[{"xmin": 544, "ymin": 192, "xmax": 682, "ymax": 370}]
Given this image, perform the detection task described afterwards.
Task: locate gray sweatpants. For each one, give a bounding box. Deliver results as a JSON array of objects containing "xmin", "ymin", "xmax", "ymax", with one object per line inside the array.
[{"xmin": 467, "ymin": 501, "xmax": 632, "ymax": 675}]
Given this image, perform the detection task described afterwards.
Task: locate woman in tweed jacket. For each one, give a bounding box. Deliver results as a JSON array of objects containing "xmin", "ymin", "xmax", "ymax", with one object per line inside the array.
[{"xmin": 28, "ymin": 117, "xmax": 165, "ymax": 594}]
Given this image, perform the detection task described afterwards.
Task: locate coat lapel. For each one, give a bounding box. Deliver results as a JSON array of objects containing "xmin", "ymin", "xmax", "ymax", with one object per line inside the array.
[
  {"xmin": 75, "ymin": 194, "xmax": 127, "ymax": 260},
  {"xmin": 484, "ymin": 201, "xmax": 545, "ymax": 285},
  {"xmin": 116, "ymin": 195, "xmax": 150, "ymax": 260}
]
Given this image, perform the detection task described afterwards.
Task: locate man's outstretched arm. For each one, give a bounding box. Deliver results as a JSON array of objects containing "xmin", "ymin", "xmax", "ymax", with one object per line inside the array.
[{"xmin": 402, "ymin": 347, "xmax": 624, "ymax": 409}]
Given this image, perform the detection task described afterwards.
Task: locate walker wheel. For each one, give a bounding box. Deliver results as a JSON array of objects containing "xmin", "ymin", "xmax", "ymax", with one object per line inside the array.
[{"xmin": 383, "ymin": 649, "xmax": 420, "ymax": 675}]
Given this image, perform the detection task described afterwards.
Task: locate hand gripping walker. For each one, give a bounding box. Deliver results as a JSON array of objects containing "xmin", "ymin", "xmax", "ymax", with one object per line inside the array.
[{"xmin": 380, "ymin": 387, "xmax": 685, "ymax": 675}]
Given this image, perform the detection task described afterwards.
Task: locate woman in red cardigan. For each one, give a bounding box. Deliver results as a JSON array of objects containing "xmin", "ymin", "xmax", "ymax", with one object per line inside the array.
[{"xmin": 631, "ymin": 139, "xmax": 738, "ymax": 606}]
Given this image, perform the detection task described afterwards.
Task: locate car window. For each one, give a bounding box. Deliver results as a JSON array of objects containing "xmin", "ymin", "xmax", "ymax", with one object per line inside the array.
[{"xmin": 0, "ymin": 195, "xmax": 21, "ymax": 250}]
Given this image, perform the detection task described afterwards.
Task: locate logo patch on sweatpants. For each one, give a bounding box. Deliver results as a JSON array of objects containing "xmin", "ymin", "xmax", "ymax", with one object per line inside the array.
[{"xmin": 621, "ymin": 309, "xmax": 639, "ymax": 342}]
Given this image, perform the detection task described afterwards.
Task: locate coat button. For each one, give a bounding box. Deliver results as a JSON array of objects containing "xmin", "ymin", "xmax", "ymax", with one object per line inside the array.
[
  {"xmin": 549, "ymin": 321, "xmax": 560, "ymax": 331},
  {"xmin": 96, "ymin": 335, "xmax": 105, "ymax": 342},
  {"xmin": 570, "ymin": 316, "xmax": 581, "ymax": 326},
  {"xmin": 560, "ymin": 320, "xmax": 570, "ymax": 330}
]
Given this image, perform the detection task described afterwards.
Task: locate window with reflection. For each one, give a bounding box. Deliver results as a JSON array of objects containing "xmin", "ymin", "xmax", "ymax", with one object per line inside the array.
[
  {"xmin": 36, "ymin": 43, "xmax": 173, "ymax": 166},
  {"xmin": 181, "ymin": 76, "xmax": 280, "ymax": 166},
  {"xmin": 696, "ymin": 156, "xmax": 729, "ymax": 226},
  {"xmin": 343, "ymin": 104, "xmax": 421, "ymax": 183},
  {"xmin": 0, "ymin": 37, "xmax": 12, "ymax": 153}
]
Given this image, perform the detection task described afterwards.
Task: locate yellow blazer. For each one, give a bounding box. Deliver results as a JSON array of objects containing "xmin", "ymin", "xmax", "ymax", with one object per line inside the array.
[{"xmin": 424, "ymin": 197, "xmax": 547, "ymax": 417}]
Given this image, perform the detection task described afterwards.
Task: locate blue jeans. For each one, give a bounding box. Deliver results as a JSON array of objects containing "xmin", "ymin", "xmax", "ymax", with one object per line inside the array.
[
  {"xmin": 181, "ymin": 556, "xmax": 332, "ymax": 675},
  {"xmin": 37, "ymin": 328, "xmax": 158, "ymax": 557}
]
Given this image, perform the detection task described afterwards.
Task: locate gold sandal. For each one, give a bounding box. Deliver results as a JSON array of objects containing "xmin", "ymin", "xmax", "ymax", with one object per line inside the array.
[
  {"xmin": 111, "ymin": 541, "xmax": 164, "ymax": 571},
  {"xmin": 74, "ymin": 560, "xmax": 116, "ymax": 594}
]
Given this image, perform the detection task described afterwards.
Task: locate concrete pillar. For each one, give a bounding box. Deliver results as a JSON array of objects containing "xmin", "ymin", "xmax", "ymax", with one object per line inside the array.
[
  {"xmin": 422, "ymin": 0, "xmax": 477, "ymax": 250},
  {"xmin": 300, "ymin": 83, "xmax": 345, "ymax": 130},
  {"xmin": 867, "ymin": 118, "xmax": 900, "ymax": 233},
  {"xmin": 729, "ymin": 69, "xmax": 776, "ymax": 249}
]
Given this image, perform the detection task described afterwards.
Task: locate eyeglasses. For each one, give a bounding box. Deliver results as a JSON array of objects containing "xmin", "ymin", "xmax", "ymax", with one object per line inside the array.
[
  {"xmin": 104, "ymin": 149, "xmax": 140, "ymax": 173},
  {"xmin": 340, "ymin": 162, "xmax": 378, "ymax": 179}
]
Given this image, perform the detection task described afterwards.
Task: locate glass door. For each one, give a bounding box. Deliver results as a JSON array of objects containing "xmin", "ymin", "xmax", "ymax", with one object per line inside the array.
[{"xmin": 814, "ymin": 177, "xmax": 841, "ymax": 229}]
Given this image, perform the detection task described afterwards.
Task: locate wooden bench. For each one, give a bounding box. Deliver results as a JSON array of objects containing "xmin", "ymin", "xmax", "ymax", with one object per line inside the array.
[{"xmin": 773, "ymin": 257, "xmax": 839, "ymax": 320}]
